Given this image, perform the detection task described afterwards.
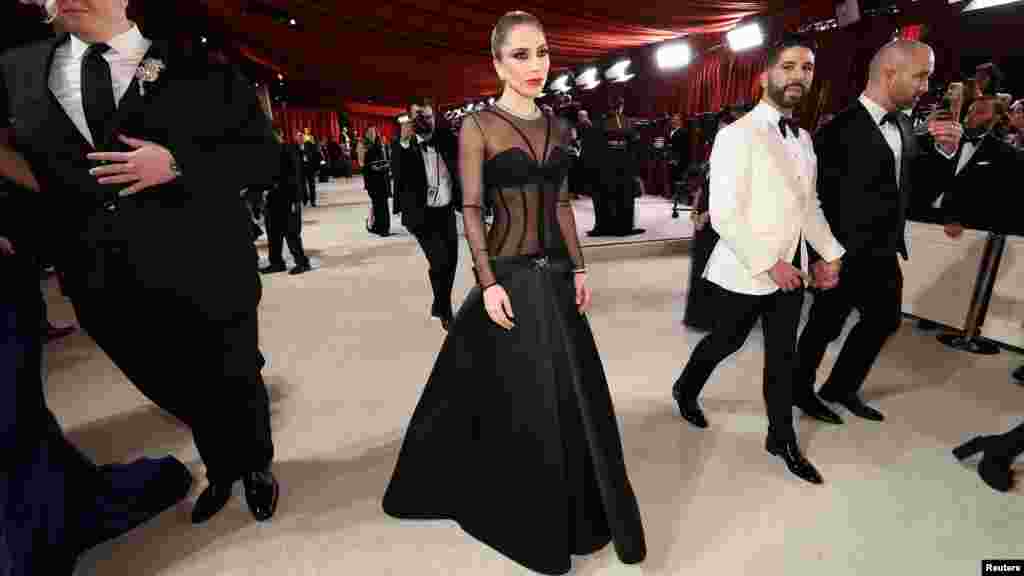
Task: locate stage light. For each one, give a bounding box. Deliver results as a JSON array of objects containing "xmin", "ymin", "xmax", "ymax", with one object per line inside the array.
[
  {"xmin": 576, "ymin": 67, "xmax": 601, "ymax": 90},
  {"xmin": 550, "ymin": 73, "xmax": 573, "ymax": 93},
  {"xmin": 200, "ymin": 36, "xmax": 208, "ymax": 44},
  {"xmin": 656, "ymin": 42, "xmax": 691, "ymax": 70},
  {"xmin": 605, "ymin": 59, "xmax": 635, "ymax": 83},
  {"xmin": 289, "ymin": 18, "xmax": 297, "ymax": 26},
  {"xmin": 727, "ymin": 23, "xmax": 763, "ymax": 51},
  {"xmin": 962, "ymin": 0, "xmax": 1022, "ymax": 11}
]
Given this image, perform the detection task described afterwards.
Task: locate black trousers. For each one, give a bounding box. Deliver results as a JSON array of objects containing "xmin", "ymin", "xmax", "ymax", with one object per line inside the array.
[
  {"xmin": 367, "ymin": 180, "xmax": 391, "ymax": 234},
  {"xmin": 266, "ymin": 199, "xmax": 309, "ymax": 267},
  {"xmin": 676, "ymin": 285, "xmax": 804, "ymax": 441},
  {"xmin": 304, "ymin": 168, "xmax": 318, "ymax": 206},
  {"xmin": 410, "ymin": 205, "xmax": 458, "ymax": 320},
  {"xmin": 69, "ymin": 255, "xmax": 273, "ymax": 485},
  {"xmin": 795, "ymin": 254, "xmax": 903, "ymax": 402}
]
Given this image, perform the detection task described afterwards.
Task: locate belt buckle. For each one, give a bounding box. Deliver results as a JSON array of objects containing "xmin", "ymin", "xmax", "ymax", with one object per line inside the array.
[{"xmin": 533, "ymin": 256, "xmax": 549, "ymax": 269}]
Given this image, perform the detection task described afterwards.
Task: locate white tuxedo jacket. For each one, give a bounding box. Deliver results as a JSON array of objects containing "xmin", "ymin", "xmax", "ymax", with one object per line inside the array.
[{"xmin": 704, "ymin": 103, "xmax": 845, "ymax": 295}]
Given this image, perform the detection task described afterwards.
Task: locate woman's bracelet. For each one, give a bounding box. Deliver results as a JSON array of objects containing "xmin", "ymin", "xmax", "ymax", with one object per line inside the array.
[{"xmin": 573, "ymin": 268, "xmax": 587, "ymax": 274}]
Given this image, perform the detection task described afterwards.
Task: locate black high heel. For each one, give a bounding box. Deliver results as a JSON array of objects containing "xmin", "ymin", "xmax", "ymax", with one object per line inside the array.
[
  {"xmin": 953, "ymin": 436, "xmax": 1014, "ymax": 492},
  {"xmin": 952, "ymin": 436, "xmax": 992, "ymax": 460}
]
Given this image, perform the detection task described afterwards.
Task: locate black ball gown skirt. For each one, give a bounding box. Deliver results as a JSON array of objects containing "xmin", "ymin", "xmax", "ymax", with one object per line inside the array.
[
  {"xmin": 683, "ymin": 220, "xmax": 719, "ymax": 331},
  {"xmin": 383, "ymin": 255, "xmax": 646, "ymax": 575}
]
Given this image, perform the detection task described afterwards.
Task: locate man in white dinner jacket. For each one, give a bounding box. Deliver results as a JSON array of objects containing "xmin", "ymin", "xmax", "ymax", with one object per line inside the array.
[{"xmin": 671, "ymin": 34, "xmax": 845, "ymax": 485}]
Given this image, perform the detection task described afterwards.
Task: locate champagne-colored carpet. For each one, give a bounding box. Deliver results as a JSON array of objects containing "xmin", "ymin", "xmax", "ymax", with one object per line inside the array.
[{"xmin": 49, "ymin": 178, "xmax": 1022, "ymax": 576}]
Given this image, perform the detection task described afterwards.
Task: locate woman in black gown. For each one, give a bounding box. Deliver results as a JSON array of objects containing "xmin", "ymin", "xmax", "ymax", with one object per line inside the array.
[
  {"xmin": 363, "ymin": 127, "xmax": 391, "ymax": 236},
  {"xmin": 382, "ymin": 11, "xmax": 646, "ymax": 575}
]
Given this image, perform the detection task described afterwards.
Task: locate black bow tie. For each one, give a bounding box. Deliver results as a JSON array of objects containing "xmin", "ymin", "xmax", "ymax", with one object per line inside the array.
[
  {"xmin": 880, "ymin": 111, "xmax": 901, "ymax": 127},
  {"xmin": 778, "ymin": 117, "xmax": 800, "ymax": 139}
]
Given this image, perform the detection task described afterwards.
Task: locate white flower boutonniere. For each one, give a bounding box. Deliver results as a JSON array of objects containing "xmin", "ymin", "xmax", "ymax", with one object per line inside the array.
[{"xmin": 135, "ymin": 58, "xmax": 166, "ymax": 96}]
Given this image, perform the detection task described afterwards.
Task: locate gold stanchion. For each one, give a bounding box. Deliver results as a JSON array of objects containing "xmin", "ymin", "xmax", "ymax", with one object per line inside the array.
[{"xmin": 937, "ymin": 232, "xmax": 1006, "ymax": 355}]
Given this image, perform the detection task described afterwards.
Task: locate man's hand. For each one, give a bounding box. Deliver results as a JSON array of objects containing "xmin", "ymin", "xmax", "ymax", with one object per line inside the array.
[
  {"xmin": 928, "ymin": 118, "xmax": 964, "ymax": 156},
  {"xmin": 812, "ymin": 259, "xmax": 841, "ymax": 290},
  {"xmin": 0, "ymin": 236, "xmax": 14, "ymax": 257},
  {"xmin": 769, "ymin": 260, "xmax": 804, "ymax": 292},
  {"xmin": 86, "ymin": 135, "xmax": 180, "ymax": 197},
  {"xmin": 944, "ymin": 222, "xmax": 964, "ymax": 238}
]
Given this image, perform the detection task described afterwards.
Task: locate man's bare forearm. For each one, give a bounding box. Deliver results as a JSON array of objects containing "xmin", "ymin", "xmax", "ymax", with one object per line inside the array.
[{"xmin": 0, "ymin": 130, "xmax": 40, "ymax": 192}]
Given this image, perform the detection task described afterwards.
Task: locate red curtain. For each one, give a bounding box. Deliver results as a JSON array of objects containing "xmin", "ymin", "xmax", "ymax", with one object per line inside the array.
[
  {"xmin": 344, "ymin": 102, "xmax": 405, "ymax": 142},
  {"xmin": 271, "ymin": 106, "xmax": 341, "ymax": 143}
]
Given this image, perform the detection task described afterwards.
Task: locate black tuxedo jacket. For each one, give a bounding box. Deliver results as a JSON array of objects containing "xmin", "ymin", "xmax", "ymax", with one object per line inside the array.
[
  {"xmin": 397, "ymin": 128, "xmax": 461, "ymax": 229},
  {"xmin": 813, "ymin": 101, "xmax": 920, "ymax": 260},
  {"xmin": 0, "ymin": 34, "xmax": 279, "ymax": 319},
  {"xmin": 273, "ymin": 143, "xmax": 305, "ymax": 206},
  {"xmin": 669, "ymin": 126, "xmax": 689, "ymax": 177},
  {"xmin": 916, "ymin": 134, "xmax": 1022, "ymax": 235}
]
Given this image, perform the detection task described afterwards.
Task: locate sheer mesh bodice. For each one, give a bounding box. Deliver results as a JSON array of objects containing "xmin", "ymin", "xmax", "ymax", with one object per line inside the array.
[{"xmin": 459, "ymin": 107, "xmax": 585, "ymax": 288}]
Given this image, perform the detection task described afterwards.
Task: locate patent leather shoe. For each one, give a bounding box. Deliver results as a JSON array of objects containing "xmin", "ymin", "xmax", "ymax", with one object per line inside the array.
[
  {"xmin": 766, "ymin": 436, "xmax": 823, "ymax": 484},
  {"xmin": 192, "ymin": 482, "xmax": 233, "ymax": 524},
  {"xmin": 243, "ymin": 469, "xmax": 280, "ymax": 521}
]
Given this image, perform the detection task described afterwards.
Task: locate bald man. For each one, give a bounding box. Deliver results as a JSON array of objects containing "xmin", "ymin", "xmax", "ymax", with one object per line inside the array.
[{"xmin": 794, "ymin": 40, "xmax": 962, "ymax": 424}]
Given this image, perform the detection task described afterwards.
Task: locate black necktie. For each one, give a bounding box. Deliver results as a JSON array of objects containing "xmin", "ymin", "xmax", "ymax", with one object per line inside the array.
[
  {"xmin": 778, "ymin": 117, "xmax": 800, "ymax": 139},
  {"xmin": 880, "ymin": 111, "xmax": 900, "ymax": 127},
  {"xmin": 82, "ymin": 43, "xmax": 115, "ymax": 150}
]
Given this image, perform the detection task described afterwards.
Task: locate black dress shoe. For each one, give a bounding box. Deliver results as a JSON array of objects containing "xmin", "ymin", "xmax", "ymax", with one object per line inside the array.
[
  {"xmin": 765, "ymin": 436, "xmax": 823, "ymax": 484},
  {"xmin": 192, "ymin": 482, "xmax": 233, "ymax": 524},
  {"xmin": 243, "ymin": 469, "xmax": 280, "ymax": 521},
  {"xmin": 821, "ymin": 392, "xmax": 884, "ymax": 422},
  {"xmin": 289, "ymin": 262, "xmax": 312, "ymax": 275},
  {"xmin": 1013, "ymin": 365, "xmax": 1024, "ymax": 383},
  {"xmin": 797, "ymin": 397, "xmax": 843, "ymax": 425},
  {"xmin": 259, "ymin": 263, "xmax": 287, "ymax": 274},
  {"xmin": 671, "ymin": 388, "xmax": 708, "ymax": 428}
]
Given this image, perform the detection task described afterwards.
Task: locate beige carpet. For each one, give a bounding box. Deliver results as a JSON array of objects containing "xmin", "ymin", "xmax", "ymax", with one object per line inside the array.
[{"xmin": 46, "ymin": 178, "xmax": 1023, "ymax": 576}]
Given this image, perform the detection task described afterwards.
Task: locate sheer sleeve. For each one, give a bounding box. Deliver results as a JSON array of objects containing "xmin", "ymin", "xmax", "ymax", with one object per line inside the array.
[
  {"xmin": 459, "ymin": 115, "xmax": 497, "ymax": 288},
  {"xmin": 555, "ymin": 120, "xmax": 585, "ymax": 271}
]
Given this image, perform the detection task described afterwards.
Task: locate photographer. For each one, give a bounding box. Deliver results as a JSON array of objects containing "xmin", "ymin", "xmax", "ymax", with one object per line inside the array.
[
  {"xmin": 398, "ymin": 100, "xmax": 461, "ymax": 330},
  {"xmin": 918, "ymin": 95, "xmax": 1021, "ymax": 238}
]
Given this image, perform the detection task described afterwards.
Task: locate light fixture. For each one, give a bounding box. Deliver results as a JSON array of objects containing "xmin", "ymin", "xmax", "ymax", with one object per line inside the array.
[
  {"xmin": 200, "ymin": 36, "xmax": 208, "ymax": 44},
  {"xmin": 962, "ymin": 0, "xmax": 1022, "ymax": 11},
  {"xmin": 550, "ymin": 73, "xmax": 573, "ymax": 93},
  {"xmin": 576, "ymin": 67, "xmax": 601, "ymax": 90},
  {"xmin": 289, "ymin": 18, "xmax": 297, "ymax": 26},
  {"xmin": 605, "ymin": 59, "xmax": 634, "ymax": 83},
  {"xmin": 656, "ymin": 42, "xmax": 691, "ymax": 70},
  {"xmin": 727, "ymin": 23, "xmax": 763, "ymax": 51}
]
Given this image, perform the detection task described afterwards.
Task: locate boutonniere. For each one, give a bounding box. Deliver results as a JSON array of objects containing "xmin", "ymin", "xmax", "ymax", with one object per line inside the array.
[{"xmin": 135, "ymin": 58, "xmax": 166, "ymax": 96}]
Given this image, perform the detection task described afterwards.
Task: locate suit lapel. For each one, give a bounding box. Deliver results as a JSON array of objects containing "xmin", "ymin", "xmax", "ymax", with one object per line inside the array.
[
  {"xmin": 103, "ymin": 40, "xmax": 170, "ymax": 150},
  {"xmin": 896, "ymin": 114, "xmax": 912, "ymax": 215},
  {"xmin": 23, "ymin": 35, "xmax": 91, "ymax": 151},
  {"xmin": 751, "ymin": 120, "xmax": 804, "ymax": 198}
]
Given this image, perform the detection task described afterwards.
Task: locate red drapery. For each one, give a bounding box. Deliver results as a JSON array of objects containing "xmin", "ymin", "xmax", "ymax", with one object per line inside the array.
[
  {"xmin": 345, "ymin": 102, "xmax": 405, "ymax": 142},
  {"xmin": 271, "ymin": 106, "xmax": 341, "ymax": 143}
]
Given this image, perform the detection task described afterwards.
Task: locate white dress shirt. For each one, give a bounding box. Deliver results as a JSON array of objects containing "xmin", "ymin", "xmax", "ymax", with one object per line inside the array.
[
  {"xmin": 401, "ymin": 134, "xmax": 452, "ymax": 207},
  {"xmin": 931, "ymin": 133, "xmax": 987, "ymax": 209},
  {"xmin": 859, "ymin": 94, "xmax": 903, "ymax": 187},
  {"xmin": 49, "ymin": 25, "xmax": 151, "ymax": 147},
  {"xmin": 704, "ymin": 101, "xmax": 844, "ymax": 295}
]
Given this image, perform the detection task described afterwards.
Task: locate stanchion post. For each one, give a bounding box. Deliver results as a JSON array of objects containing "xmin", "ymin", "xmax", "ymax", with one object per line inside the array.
[{"xmin": 937, "ymin": 231, "xmax": 1006, "ymax": 355}]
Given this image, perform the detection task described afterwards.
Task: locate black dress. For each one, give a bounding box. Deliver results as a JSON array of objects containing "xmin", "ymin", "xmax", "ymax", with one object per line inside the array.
[{"xmin": 382, "ymin": 108, "xmax": 646, "ymax": 575}]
